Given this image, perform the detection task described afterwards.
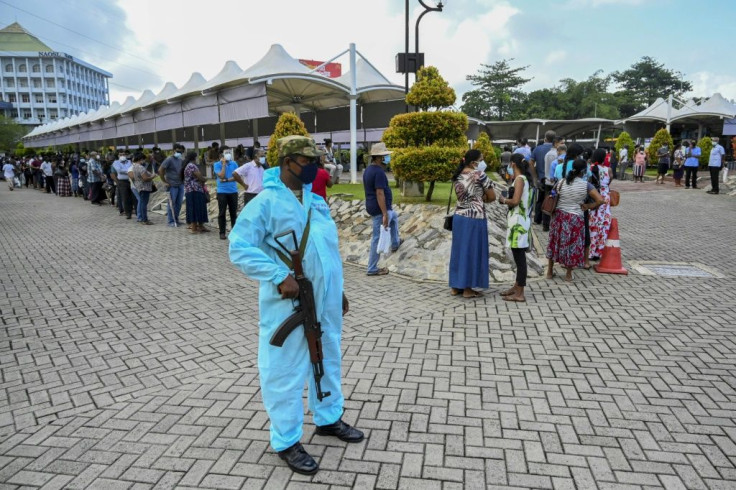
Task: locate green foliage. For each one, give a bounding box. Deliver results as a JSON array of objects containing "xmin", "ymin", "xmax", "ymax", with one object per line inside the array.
[
  {"xmin": 391, "ymin": 145, "xmax": 465, "ymax": 183},
  {"xmin": 614, "ymin": 132, "xmax": 635, "ymax": 161},
  {"xmin": 461, "ymin": 58, "xmax": 531, "ymax": 121},
  {"xmin": 0, "ymin": 115, "xmax": 27, "ymax": 152},
  {"xmin": 405, "ymin": 66, "xmax": 456, "ymax": 111},
  {"xmin": 696, "ymin": 137, "xmax": 713, "ymax": 167},
  {"xmin": 382, "ymin": 111, "xmax": 468, "ymax": 148},
  {"xmin": 266, "ymin": 112, "xmax": 310, "ymax": 168},
  {"xmin": 646, "ymin": 128, "xmax": 674, "ymax": 165},
  {"xmin": 612, "ymin": 56, "xmax": 692, "ymax": 111},
  {"xmin": 472, "ymin": 132, "xmax": 500, "ymax": 171}
]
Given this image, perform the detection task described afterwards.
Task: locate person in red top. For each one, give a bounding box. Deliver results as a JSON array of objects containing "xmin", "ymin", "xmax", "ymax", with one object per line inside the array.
[{"xmin": 311, "ymin": 155, "xmax": 333, "ymax": 200}]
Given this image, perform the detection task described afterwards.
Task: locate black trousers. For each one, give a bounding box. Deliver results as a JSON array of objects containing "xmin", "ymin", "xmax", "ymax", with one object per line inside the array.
[
  {"xmin": 534, "ymin": 185, "xmax": 551, "ymax": 227},
  {"xmin": 511, "ymin": 248, "xmax": 527, "ymax": 287},
  {"xmin": 710, "ymin": 167, "xmax": 720, "ymax": 193},
  {"xmin": 44, "ymin": 174, "xmax": 55, "ymax": 194},
  {"xmin": 685, "ymin": 167, "xmax": 698, "ymax": 188},
  {"xmin": 217, "ymin": 192, "xmax": 238, "ymax": 233},
  {"xmin": 89, "ymin": 182, "xmax": 104, "ymax": 203},
  {"xmin": 242, "ymin": 192, "xmax": 258, "ymax": 209},
  {"xmin": 118, "ymin": 180, "xmax": 136, "ymax": 217}
]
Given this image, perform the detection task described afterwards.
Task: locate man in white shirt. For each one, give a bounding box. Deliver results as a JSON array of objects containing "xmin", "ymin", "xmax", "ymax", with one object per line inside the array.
[
  {"xmin": 322, "ymin": 139, "xmax": 343, "ymax": 184},
  {"xmin": 707, "ymin": 137, "xmax": 726, "ymax": 195},
  {"xmin": 3, "ymin": 160, "xmax": 16, "ymax": 191},
  {"xmin": 618, "ymin": 146, "xmax": 629, "ymax": 180},
  {"xmin": 40, "ymin": 158, "xmax": 55, "ymax": 194},
  {"xmin": 233, "ymin": 148, "xmax": 266, "ymax": 209}
]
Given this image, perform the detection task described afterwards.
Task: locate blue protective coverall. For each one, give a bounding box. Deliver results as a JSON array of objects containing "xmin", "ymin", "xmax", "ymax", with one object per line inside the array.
[{"xmin": 228, "ymin": 167, "xmax": 344, "ymax": 451}]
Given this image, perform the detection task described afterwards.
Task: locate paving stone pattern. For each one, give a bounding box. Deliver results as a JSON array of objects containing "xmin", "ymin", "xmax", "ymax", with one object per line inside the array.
[{"xmin": 1, "ymin": 183, "xmax": 735, "ymax": 489}]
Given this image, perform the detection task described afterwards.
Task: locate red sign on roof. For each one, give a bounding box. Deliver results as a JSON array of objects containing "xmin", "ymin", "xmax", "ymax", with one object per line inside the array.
[{"xmin": 299, "ymin": 59, "xmax": 342, "ymax": 78}]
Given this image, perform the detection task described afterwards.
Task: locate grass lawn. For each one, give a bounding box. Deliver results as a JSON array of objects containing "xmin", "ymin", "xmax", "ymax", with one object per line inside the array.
[{"xmin": 328, "ymin": 171, "xmax": 504, "ymax": 206}]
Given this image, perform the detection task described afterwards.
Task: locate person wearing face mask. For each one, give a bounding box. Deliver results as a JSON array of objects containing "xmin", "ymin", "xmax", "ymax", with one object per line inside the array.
[
  {"xmin": 363, "ymin": 142, "xmax": 402, "ymax": 276},
  {"xmin": 322, "ymin": 139, "xmax": 343, "ymax": 184},
  {"xmin": 112, "ymin": 150, "xmax": 136, "ymax": 219},
  {"xmin": 215, "ymin": 146, "xmax": 240, "ymax": 240},
  {"xmin": 449, "ymin": 149, "xmax": 496, "ymax": 298},
  {"xmin": 233, "ymin": 148, "xmax": 267, "ymax": 209},
  {"xmin": 158, "ymin": 143, "xmax": 186, "ymax": 227},
  {"xmin": 228, "ymin": 135, "xmax": 362, "ymax": 476}
]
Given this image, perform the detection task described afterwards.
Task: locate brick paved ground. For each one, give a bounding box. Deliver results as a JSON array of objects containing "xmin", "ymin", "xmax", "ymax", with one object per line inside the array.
[{"xmin": 1, "ymin": 182, "xmax": 735, "ymax": 489}]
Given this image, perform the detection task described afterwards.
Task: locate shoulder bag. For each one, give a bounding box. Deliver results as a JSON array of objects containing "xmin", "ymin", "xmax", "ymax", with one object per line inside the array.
[
  {"xmin": 541, "ymin": 180, "xmax": 562, "ymax": 216},
  {"xmin": 609, "ymin": 189, "xmax": 620, "ymax": 207},
  {"xmin": 443, "ymin": 182, "xmax": 454, "ymax": 231}
]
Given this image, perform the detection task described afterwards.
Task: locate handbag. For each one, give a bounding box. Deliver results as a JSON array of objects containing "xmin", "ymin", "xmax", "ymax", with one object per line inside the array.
[
  {"xmin": 609, "ymin": 189, "xmax": 620, "ymax": 207},
  {"xmin": 541, "ymin": 180, "xmax": 562, "ymax": 216},
  {"xmin": 203, "ymin": 185, "xmax": 211, "ymax": 203},
  {"xmin": 151, "ymin": 183, "xmax": 158, "ymax": 193},
  {"xmin": 443, "ymin": 182, "xmax": 454, "ymax": 231}
]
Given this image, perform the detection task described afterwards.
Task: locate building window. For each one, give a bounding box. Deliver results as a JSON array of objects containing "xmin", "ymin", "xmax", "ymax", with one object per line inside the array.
[
  {"xmin": 19, "ymin": 79, "xmax": 28, "ymax": 88},
  {"xmin": 36, "ymin": 110, "xmax": 45, "ymax": 119},
  {"xmin": 18, "ymin": 64, "xmax": 26, "ymax": 72},
  {"xmin": 61, "ymin": 94, "xmax": 67, "ymax": 103},
  {"xmin": 49, "ymin": 109, "xmax": 57, "ymax": 119},
  {"xmin": 4, "ymin": 63, "xmax": 12, "ymax": 72},
  {"xmin": 3, "ymin": 78, "xmax": 13, "ymax": 88},
  {"xmin": 59, "ymin": 79, "xmax": 65, "ymax": 88},
  {"xmin": 32, "ymin": 79, "xmax": 42, "ymax": 88},
  {"xmin": 22, "ymin": 109, "xmax": 31, "ymax": 119},
  {"xmin": 21, "ymin": 94, "xmax": 30, "ymax": 103},
  {"xmin": 45, "ymin": 64, "xmax": 54, "ymax": 73},
  {"xmin": 10, "ymin": 109, "xmax": 18, "ymax": 118},
  {"xmin": 61, "ymin": 109, "xmax": 67, "ymax": 117},
  {"xmin": 34, "ymin": 94, "xmax": 43, "ymax": 104},
  {"xmin": 32, "ymin": 64, "xmax": 40, "ymax": 73},
  {"xmin": 8, "ymin": 94, "xmax": 16, "ymax": 103},
  {"xmin": 45, "ymin": 79, "xmax": 55, "ymax": 88},
  {"xmin": 48, "ymin": 95, "xmax": 57, "ymax": 103}
]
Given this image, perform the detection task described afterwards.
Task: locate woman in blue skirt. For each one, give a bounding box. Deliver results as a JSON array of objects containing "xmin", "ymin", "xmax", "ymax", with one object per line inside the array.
[{"xmin": 449, "ymin": 149, "xmax": 496, "ymax": 298}]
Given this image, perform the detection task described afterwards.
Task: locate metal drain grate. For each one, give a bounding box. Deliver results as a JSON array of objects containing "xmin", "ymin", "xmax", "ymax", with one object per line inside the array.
[{"xmin": 640, "ymin": 264, "xmax": 715, "ymax": 278}]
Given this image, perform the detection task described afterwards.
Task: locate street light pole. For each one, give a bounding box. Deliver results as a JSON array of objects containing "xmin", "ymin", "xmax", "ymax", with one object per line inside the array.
[
  {"xmin": 405, "ymin": 0, "xmax": 409, "ymax": 112},
  {"xmin": 403, "ymin": 1, "xmax": 444, "ymax": 112},
  {"xmin": 415, "ymin": 1, "xmax": 444, "ymax": 60}
]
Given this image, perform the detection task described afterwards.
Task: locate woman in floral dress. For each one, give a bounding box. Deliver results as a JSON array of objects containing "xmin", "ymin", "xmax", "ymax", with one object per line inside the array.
[
  {"xmin": 546, "ymin": 159, "xmax": 604, "ymax": 282},
  {"xmin": 498, "ymin": 153, "xmax": 534, "ymax": 302},
  {"xmin": 183, "ymin": 151, "xmax": 209, "ymax": 234},
  {"xmin": 588, "ymin": 148, "xmax": 612, "ymax": 261},
  {"xmin": 449, "ymin": 149, "xmax": 496, "ymax": 298}
]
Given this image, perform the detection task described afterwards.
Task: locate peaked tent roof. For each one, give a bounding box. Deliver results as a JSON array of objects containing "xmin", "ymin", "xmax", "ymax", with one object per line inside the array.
[
  {"xmin": 199, "ymin": 61, "xmax": 245, "ymax": 93},
  {"xmin": 0, "ymin": 22, "xmax": 52, "ymax": 51},
  {"xmin": 242, "ymin": 44, "xmax": 311, "ymax": 78},
  {"xmin": 683, "ymin": 93, "xmax": 736, "ymax": 119},
  {"xmin": 626, "ymin": 97, "xmax": 670, "ymax": 122},
  {"xmin": 335, "ymin": 58, "xmax": 405, "ymax": 103},
  {"xmin": 166, "ymin": 72, "xmax": 208, "ymax": 102},
  {"xmin": 120, "ymin": 90, "xmax": 156, "ymax": 115}
]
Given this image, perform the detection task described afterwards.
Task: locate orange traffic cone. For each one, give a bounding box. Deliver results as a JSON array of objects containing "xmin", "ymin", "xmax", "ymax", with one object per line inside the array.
[{"xmin": 594, "ymin": 218, "xmax": 628, "ymax": 275}]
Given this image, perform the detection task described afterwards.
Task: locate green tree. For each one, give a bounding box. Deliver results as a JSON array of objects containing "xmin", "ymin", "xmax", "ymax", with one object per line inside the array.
[
  {"xmin": 646, "ymin": 128, "xmax": 674, "ymax": 166},
  {"xmin": 696, "ymin": 137, "xmax": 713, "ymax": 167},
  {"xmin": 406, "ymin": 66, "xmax": 455, "ymax": 111},
  {"xmin": 612, "ymin": 56, "xmax": 692, "ymax": 112},
  {"xmin": 461, "ymin": 59, "xmax": 531, "ymax": 121},
  {"xmin": 386, "ymin": 67, "xmax": 467, "ymax": 201},
  {"xmin": 615, "ymin": 131, "xmax": 635, "ymax": 162},
  {"xmin": 0, "ymin": 115, "xmax": 27, "ymax": 152},
  {"xmin": 266, "ymin": 112, "xmax": 310, "ymax": 168},
  {"xmin": 472, "ymin": 132, "xmax": 500, "ymax": 171}
]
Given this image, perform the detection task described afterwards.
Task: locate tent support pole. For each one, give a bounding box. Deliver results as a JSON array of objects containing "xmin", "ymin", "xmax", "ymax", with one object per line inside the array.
[
  {"xmin": 349, "ymin": 43, "xmax": 358, "ymax": 184},
  {"xmin": 193, "ymin": 125, "xmax": 199, "ymax": 151},
  {"xmin": 666, "ymin": 93, "xmax": 673, "ymax": 133},
  {"xmin": 253, "ymin": 119, "xmax": 259, "ymax": 146},
  {"xmin": 535, "ymin": 124, "xmax": 540, "ymax": 144},
  {"xmin": 153, "ymin": 132, "xmax": 158, "ymax": 148},
  {"xmin": 595, "ymin": 123, "xmax": 602, "ymax": 148},
  {"xmin": 171, "ymin": 129, "xmax": 177, "ymax": 148}
]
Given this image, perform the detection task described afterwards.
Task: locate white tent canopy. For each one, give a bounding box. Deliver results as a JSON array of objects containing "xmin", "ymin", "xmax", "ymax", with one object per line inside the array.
[{"xmin": 24, "ymin": 43, "xmax": 405, "ymax": 183}]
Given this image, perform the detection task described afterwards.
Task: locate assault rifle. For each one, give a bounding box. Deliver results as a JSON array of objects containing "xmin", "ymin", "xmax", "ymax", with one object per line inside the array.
[{"xmin": 271, "ymin": 230, "xmax": 331, "ymax": 401}]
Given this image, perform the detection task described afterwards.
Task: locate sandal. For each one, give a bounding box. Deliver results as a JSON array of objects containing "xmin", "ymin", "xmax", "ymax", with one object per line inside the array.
[
  {"xmin": 502, "ymin": 295, "xmax": 526, "ymax": 302},
  {"xmin": 463, "ymin": 290, "xmax": 483, "ymax": 298},
  {"xmin": 367, "ymin": 268, "xmax": 389, "ymax": 276},
  {"xmin": 451, "ymin": 288, "xmax": 462, "ymax": 296}
]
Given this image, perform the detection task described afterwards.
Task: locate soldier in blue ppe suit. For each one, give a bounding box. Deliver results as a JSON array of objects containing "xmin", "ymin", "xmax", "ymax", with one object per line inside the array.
[{"xmin": 228, "ymin": 135, "xmax": 364, "ymax": 475}]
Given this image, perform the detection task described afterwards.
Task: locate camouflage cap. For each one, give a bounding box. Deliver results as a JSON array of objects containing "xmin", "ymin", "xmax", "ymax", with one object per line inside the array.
[{"xmin": 277, "ymin": 135, "xmax": 325, "ymax": 159}]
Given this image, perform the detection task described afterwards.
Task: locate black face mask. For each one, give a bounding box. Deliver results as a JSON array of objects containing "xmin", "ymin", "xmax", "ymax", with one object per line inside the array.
[{"xmin": 288, "ymin": 158, "xmax": 318, "ymax": 185}]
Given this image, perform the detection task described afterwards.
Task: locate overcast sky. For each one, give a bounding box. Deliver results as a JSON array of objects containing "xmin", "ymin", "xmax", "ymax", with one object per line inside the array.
[{"xmin": 3, "ymin": 0, "xmax": 735, "ymax": 110}]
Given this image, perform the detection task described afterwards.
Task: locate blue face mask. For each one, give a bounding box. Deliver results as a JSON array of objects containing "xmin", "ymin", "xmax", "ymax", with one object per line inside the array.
[
  {"xmin": 259, "ymin": 156, "xmax": 266, "ymax": 164},
  {"xmin": 288, "ymin": 158, "xmax": 318, "ymax": 185},
  {"xmin": 174, "ymin": 152, "xmax": 182, "ymax": 159},
  {"xmin": 382, "ymin": 155, "xmax": 391, "ymax": 165}
]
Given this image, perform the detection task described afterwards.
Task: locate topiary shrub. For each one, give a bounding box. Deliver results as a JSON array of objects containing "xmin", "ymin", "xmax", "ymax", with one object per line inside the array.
[
  {"xmin": 386, "ymin": 66, "xmax": 467, "ymax": 201},
  {"xmin": 647, "ymin": 128, "xmax": 674, "ymax": 166},
  {"xmin": 472, "ymin": 132, "xmax": 500, "ymax": 171},
  {"xmin": 266, "ymin": 112, "xmax": 310, "ymax": 168},
  {"xmin": 615, "ymin": 131, "xmax": 635, "ymax": 162},
  {"xmin": 696, "ymin": 137, "xmax": 713, "ymax": 168},
  {"xmin": 405, "ymin": 66, "xmax": 456, "ymax": 111}
]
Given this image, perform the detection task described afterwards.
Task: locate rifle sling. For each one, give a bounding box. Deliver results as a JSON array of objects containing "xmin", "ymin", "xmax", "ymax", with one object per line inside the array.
[{"xmin": 274, "ymin": 209, "xmax": 312, "ymax": 270}]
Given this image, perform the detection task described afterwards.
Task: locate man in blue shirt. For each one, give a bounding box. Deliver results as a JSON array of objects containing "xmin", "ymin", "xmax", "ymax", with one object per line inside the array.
[
  {"xmin": 513, "ymin": 138, "xmax": 532, "ymax": 162},
  {"xmin": 707, "ymin": 137, "xmax": 726, "ymax": 195},
  {"xmin": 683, "ymin": 140, "xmax": 701, "ymax": 189},
  {"xmin": 87, "ymin": 151, "xmax": 105, "ymax": 205},
  {"xmin": 158, "ymin": 143, "xmax": 185, "ymax": 226},
  {"xmin": 214, "ymin": 146, "xmax": 239, "ymax": 239},
  {"xmin": 530, "ymin": 131, "xmax": 555, "ymax": 227},
  {"xmin": 362, "ymin": 142, "xmax": 401, "ymax": 276}
]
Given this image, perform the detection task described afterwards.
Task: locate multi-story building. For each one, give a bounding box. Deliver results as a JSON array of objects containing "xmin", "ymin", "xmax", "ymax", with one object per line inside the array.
[{"xmin": 0, "ymin": 22, "xmax": 111, "ymax": 129}]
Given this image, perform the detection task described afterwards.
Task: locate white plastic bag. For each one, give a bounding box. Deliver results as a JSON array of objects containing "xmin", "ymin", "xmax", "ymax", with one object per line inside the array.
[
  {"xmin": 377, "ymin": 226, "xmax": 391, "ymax": 255},
  {"xmin": 723, "ymin": 167, "xmax": 729, "ymax": 184}
]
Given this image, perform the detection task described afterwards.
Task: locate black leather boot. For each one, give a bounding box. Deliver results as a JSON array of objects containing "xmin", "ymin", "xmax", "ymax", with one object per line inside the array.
[
  {"xmin": 315, "ymin": 419, "xmax": 364, "ymax": 442},
  {"xmin": 277, "ymin": 442, "xmax": 319, "ymax": 475}
]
